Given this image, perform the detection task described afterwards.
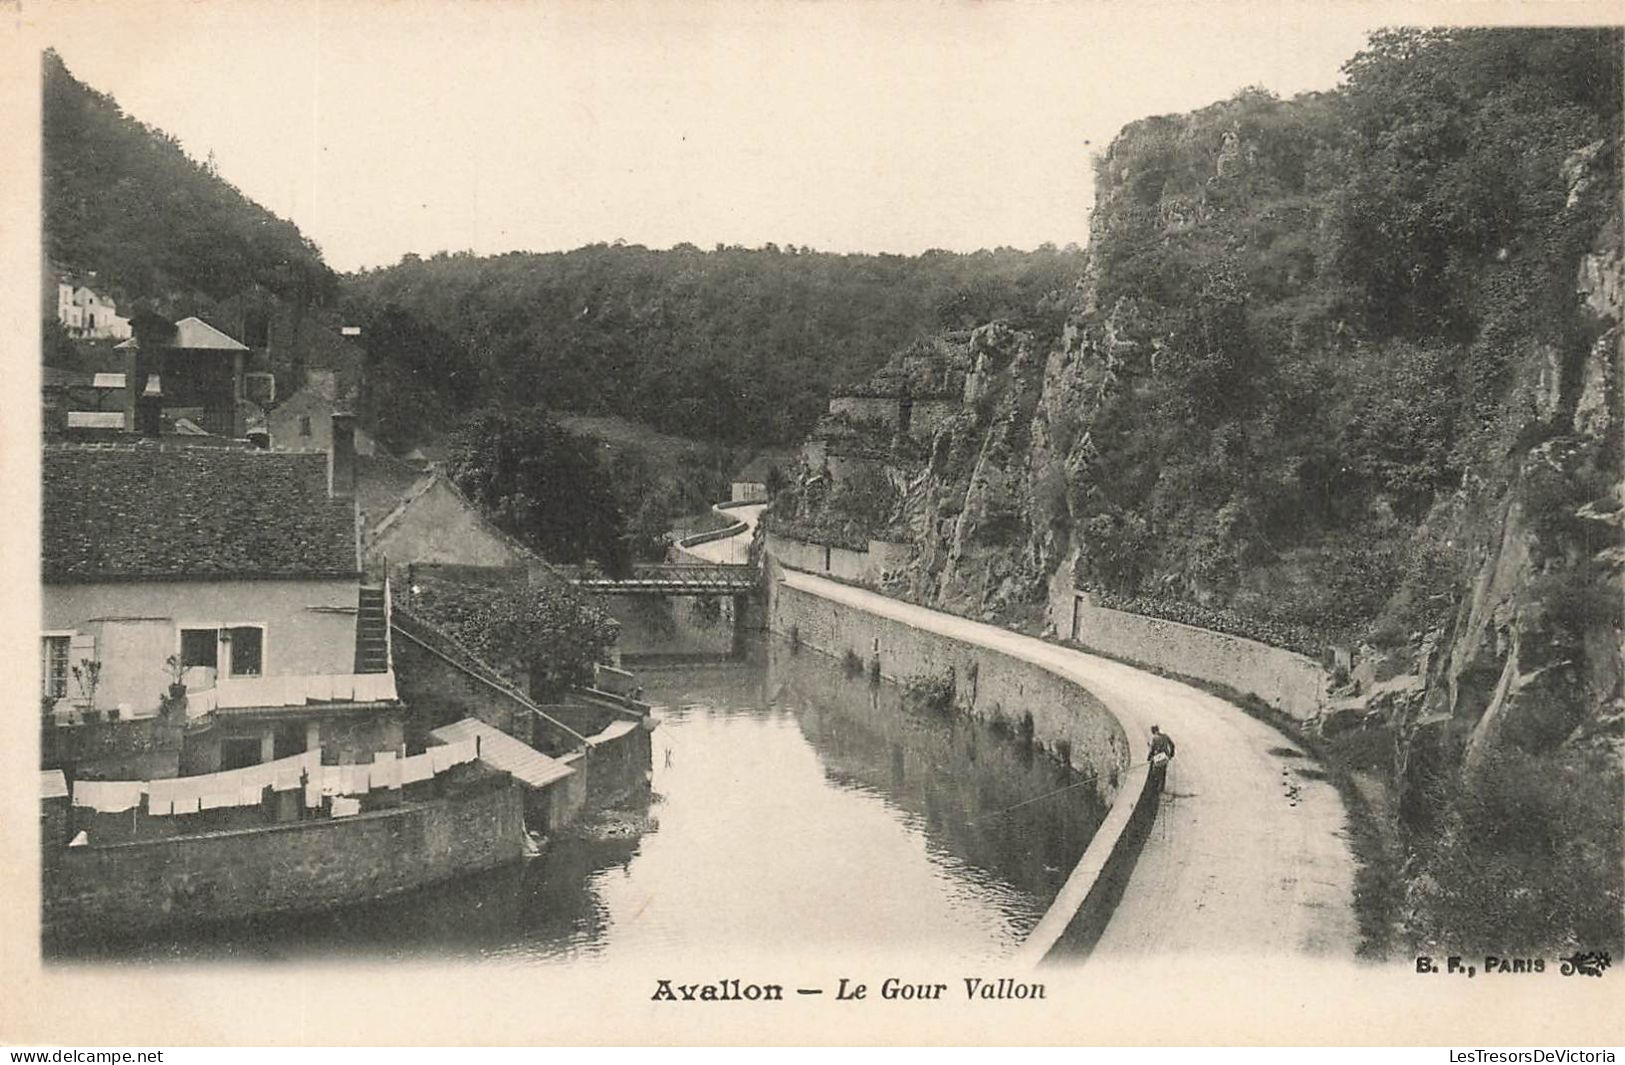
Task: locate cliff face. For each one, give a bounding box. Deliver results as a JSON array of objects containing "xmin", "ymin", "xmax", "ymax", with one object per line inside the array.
[{"xmin": 777, "ymin": 29, "xmax": 1622, "ymax": 953}]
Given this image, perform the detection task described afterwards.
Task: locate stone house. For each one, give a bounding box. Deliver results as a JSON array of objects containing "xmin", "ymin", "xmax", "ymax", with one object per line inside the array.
[
  {"xmin": 41, "ymin": 420, "xmax": 404, "ymax": 778},
  {"xmin": 730, "ymin": 454, "xmax": 782, "ymax": 503},
  {"xmin": 355, "ymin": 456, "xmax": 552, "ymax": 584},
  {"xmin": 267, "ymin": 369, "xmax": 380, "ymax": 456}
]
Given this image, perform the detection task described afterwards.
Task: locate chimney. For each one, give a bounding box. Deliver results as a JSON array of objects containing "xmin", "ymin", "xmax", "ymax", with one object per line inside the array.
[
  {"xmin": 123, "ymin": 345, "xmax": 140, "ymax": 433},
  {"xmin": 328, "ymin": 412, "xmax": 356, "ymax": 499}
]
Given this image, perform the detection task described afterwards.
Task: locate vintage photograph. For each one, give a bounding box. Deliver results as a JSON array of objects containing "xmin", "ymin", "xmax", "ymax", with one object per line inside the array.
[{"xmin": 6, "ymin": 0, "xmax": 1623, "ymax": 1047}]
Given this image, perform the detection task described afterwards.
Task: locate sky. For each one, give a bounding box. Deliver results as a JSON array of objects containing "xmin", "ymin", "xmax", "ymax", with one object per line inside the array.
[{"xmin": 25, "ymin": 2, "xmax": 1455, "ymax": 273}]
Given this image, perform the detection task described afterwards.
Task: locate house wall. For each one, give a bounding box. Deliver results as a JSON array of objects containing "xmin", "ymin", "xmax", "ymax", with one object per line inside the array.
[
  {"xmin": 730, "ymin": 480, "xmax": 768, "ymax": 503},
  {"xmin": 267, "ymin": 390, "xmax": 377, "ymax": 456},
  {"xmin": 368, "ymin": 480, "xmax": 526, "ymax": 572},
  {"xmin": 43, "ymin": 579, "xmax": 360, "ymax": 716}
]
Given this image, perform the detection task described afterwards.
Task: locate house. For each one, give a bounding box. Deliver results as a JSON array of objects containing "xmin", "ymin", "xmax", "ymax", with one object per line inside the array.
[
  {"xmin": 53, "ymin": 276, "xmax": 132, "ymax": 341},
  {"xmin": 41, "ymin": 416, "xmax": 403, "ymax": 777},
  {"xmin": 359, "ymin": 462, "xmax": 548, "ymax": 582},
  {"xmin": 70, "ymin": 285, "xmax": 132, "ymax": 341},
  {"xmin": 114, "ymin": 314, "xmax": 252, "ymax": 438},
  {"xmin": 267, "ymin": 369, "xmax": 379, "ymax": 456},
  {"xmin": 730, "ymin": 454, "xmax": 783, "ymax": 502}
]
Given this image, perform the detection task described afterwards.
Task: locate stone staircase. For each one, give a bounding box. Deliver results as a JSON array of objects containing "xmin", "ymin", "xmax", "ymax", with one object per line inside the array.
[{"xmin": 354, "ymin": 585, "xmax": 390, "ymax": 674}]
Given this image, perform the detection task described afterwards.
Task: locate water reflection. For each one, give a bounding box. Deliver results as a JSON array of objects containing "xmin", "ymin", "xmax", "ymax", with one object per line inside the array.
[{"xmin": 53, "ymin": 638, "xmax": 1104, "ymax": 965}]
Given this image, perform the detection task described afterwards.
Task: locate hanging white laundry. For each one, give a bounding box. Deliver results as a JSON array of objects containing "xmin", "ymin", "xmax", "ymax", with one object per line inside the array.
[
  {"xmin": 320, "ymin": 765, "xmax": 343, "ymax": 796},
  {"xmin": 72, "ymin": 779, "xmax": 145, "ymax": 813},
  {"xmin": 272, "ymin": 768, "xmax": 302, "ymax": 793},
  {"xmin": 369, "ymin": 752, "xmax": 400, "ymax": 790},
  {"xmin": 240, "ymin": 784, "xmax": 264, "ymax": 807},
  {"xmin": 304, "ymin": 782, "xmax": 322, "ymax": 809},
  {"xmin": 400, "ymin": 753, "xmax": 433, "ymax": 784},
  {"xmin": 330, "ymin": 796, "xmax": 361, "ymax": 818},
  {"xmin": 146, "ymin": 779, "xmax": 173, "ymax": 817},
  {"xmin": 200, "ymin": 788, "xmax": 235, "ymax": 810}
]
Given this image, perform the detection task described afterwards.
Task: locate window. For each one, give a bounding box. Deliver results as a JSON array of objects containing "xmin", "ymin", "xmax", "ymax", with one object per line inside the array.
[
  {"xmin": 226, "ymin": 626, "xmax": 263, "ymax": 676},
  {"xmin": 180, "ymin": 628, "xmax": 218, "ymax": 670},
  {"xmin": 180, "ymin": 625, "xmax": 265, "ymax": 677},
  {"xmin": 41, "ymin": 636, "xmax": 69, "ymax": 698},
  {"xmin": 298, "ymin": 415, "xmax": 312, "ymax": 437}
]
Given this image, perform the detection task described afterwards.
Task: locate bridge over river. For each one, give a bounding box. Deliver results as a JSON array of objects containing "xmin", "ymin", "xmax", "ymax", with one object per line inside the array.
[{"xmin": 558, "ymin": 562, "xmax": 757, "ymax": 595}]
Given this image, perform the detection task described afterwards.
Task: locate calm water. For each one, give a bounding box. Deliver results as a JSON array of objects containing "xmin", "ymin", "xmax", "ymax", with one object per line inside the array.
[{"xmin": 53, "ymin": 638, "xmax": 1106, "ymax": 964}]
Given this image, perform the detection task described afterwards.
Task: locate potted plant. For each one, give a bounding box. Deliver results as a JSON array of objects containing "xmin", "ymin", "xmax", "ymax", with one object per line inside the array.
[
  {"xmin": 71, "ymin": 658, "xmax": 102, "ymax": 724},
  {"xmin": 163, "ymin": 654, "xmax": 187, "ymax": 699}
]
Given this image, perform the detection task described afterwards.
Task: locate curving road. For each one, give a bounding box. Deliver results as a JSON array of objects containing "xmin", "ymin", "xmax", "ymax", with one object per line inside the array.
[
  {"xmin": 774, "ymin": 567, "xmax": 1359, "ymax": 959},
  {"xmin": 679, "ymin": 502, "xmax": 766, "ymax": 564}
]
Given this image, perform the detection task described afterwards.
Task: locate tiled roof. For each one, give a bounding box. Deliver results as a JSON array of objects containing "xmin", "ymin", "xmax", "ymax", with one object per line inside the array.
[
  {"xmin": 355, "ymin": 453, "xmax": 433, "ymax": 533},
  {"xmin": 43, "ymin": 444, "xmax": 359, "ymax": 582}
]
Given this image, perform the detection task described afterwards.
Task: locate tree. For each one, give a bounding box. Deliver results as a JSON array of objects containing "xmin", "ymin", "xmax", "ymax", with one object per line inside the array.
[
  {"xmin": 447, "ymin": 407, "xmax": 631, "ymax": 572},
  {"xmin": 410, "ymin": 579, "xmax": 618, "ymax": 700}
]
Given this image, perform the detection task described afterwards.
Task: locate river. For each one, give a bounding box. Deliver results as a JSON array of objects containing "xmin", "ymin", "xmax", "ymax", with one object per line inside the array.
[{"xmin": 53, "ymin": 637, "xmax": 1106, "ymax": 964}]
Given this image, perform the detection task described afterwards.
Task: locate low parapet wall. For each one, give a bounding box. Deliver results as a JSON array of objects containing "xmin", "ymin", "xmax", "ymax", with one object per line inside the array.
[
  {"xmin": 767, "ymin": 562, "xmax": 1157, "ymax": 963},
  {"xmin": 1062, "ymin": 594, "xmax": 1327, "ymax": 720},
  {"xmin": 43, "ymin": 781, "xmax": 525, "ymax": 941}
]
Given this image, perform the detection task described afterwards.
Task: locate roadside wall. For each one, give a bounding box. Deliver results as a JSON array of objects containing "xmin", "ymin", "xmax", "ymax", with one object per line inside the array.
[
  {"xmin": 44, "ymin": 782, "xmax": 524, "ymax": 940},
  {"xmin": 765, "ymin": 533, "xmax": 913, "ymax": 586},
  {"xmin": 1058, "ymin": 591, "xmax": 1326, "ymax": 720}
]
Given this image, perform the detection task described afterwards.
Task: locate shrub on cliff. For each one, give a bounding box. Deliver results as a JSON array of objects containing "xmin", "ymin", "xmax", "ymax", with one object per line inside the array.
[{"xmin": 1405, "ymin": 745, "xmax": 1624, "ymax": 956}]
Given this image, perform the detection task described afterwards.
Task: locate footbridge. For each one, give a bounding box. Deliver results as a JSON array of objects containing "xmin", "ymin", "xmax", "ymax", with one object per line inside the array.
[{"xmin": 560, "ymin": 562, "xmax": 758, "ymax": 595}]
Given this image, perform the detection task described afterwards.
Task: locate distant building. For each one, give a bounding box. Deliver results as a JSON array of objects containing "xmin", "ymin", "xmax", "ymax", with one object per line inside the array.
[
  {"xmin": 53, "ymin": 277, "xmax": 132, "ymax": 341},
  {"xmin": 354, "ymin": 454, "xmax": 555, "ymax": 586},
  {"xmin": 40, "ymin": 418, "xmax": 402, "ymax": 775},
  {"xmin": 112, "ymin": 314, "xmax": 252, "ymax": 438},
  {"xmin": 267, "ymin": 369, "xmax": 379, "ymax": 456},
  {"xmin": 730, "ymin": 454, "xmax": 783, "ymax": 502}
]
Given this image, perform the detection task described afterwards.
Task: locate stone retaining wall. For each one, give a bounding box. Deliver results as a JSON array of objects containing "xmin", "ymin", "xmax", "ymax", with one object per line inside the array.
[
  {"xmin": 1059, "ymin": 593, "xmax": 1327, "ymax": 720},
  {"xmin": 770, "ymin": 578, "xmax": 1129, "ymax": 807}
]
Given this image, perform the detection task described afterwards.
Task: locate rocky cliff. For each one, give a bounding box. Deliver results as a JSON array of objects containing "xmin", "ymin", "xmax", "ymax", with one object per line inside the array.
[{"xmin": 775, "ymin": 28, "xmax": 1623, "ymax": 954}]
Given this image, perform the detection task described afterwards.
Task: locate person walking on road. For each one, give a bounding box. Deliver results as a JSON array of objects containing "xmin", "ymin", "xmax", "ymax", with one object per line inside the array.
[{"xmin": 1148, "ymin": 725, "xmax": 1176, "ymax": 790}]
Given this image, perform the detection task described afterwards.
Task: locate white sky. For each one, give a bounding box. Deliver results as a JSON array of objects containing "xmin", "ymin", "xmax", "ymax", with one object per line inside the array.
[{"xmin": 24, "ymin": 1, "xmax": 1573, "ymax": 273}]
